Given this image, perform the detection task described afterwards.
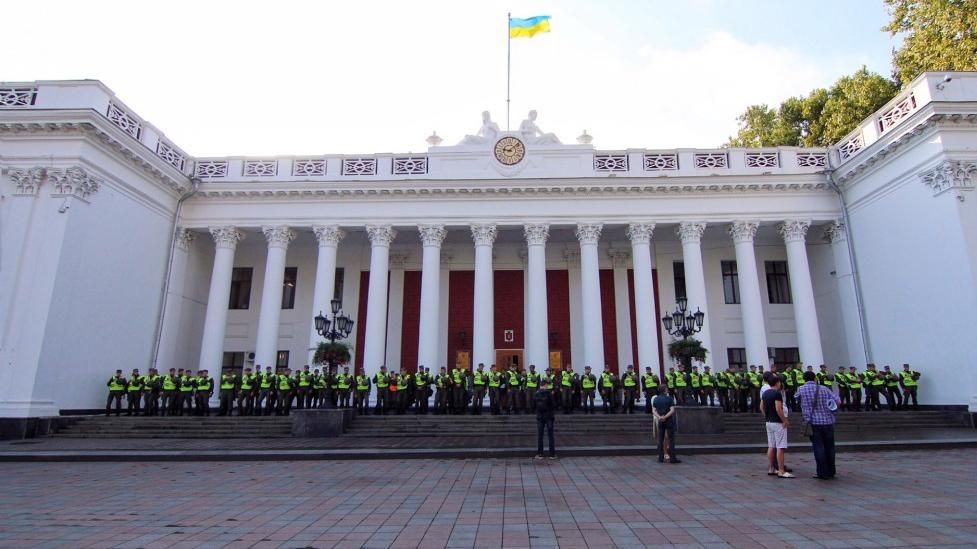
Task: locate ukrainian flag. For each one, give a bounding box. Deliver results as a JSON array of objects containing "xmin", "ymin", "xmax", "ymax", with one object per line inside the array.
[{"xmin": 509, "ymin": 15, "xmax": 551, "ymax": 39}]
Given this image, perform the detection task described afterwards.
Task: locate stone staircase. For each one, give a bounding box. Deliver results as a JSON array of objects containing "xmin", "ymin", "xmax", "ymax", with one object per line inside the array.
[
  {"xmin": 721, "ymin": 409, "xmax": 972, "ymax": 435},
  {"xmin": 50, "ymin": 416, "xmax": 292, "ymax": 438}
]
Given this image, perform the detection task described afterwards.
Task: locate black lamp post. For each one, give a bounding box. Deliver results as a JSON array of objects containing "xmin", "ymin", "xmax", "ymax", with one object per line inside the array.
[
  {"xmin": 661, "ymin": 296, "xmax": 704, "ymax": 340},
  {"xmin": 314, "ymin": 298, "xmax": 355, "ymax": 345}
]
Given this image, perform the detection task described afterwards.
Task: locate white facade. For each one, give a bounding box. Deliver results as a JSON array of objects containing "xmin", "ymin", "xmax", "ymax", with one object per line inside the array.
[{"xmin": 1, "ymin": 73, "xmax": 976, "ymax": 428}]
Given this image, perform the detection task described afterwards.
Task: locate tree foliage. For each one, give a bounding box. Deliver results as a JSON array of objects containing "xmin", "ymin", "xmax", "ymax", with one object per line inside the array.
[
  {"xmin": 667, "ymin": 338, "xmax": 709, "ymax": 366},
  {"xmin": 724, "ymin": 68, "xmax": 899, "ymax": 148},
  {"xmin": 883, "ymin": 0, "xmax": 977, "ymax": 86},
  {"xmin": 313, "ymin": 341, "xmax": 351, "ymax": 366}
]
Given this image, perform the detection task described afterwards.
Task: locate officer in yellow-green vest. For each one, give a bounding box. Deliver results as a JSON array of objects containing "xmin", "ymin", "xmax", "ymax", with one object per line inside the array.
[
  {"xmin": 451, "ymin": 367, "xmax": 467, "ymax": 415},
  {"xmin": 310, "ymin": 368, "xmax": 324, "ymax": 409},
  {"xmin": 882, "ymin": 365, "xmax": 902, "ymax": 411},
  {"xmin": 621, "ymin": 365, "xmax": 639, "ymax": 414},
  {"xmin": 715, "ymin": 367, "xmax": 731, "ymax": 412},
  {"xmin": 256, "ymin": 366, "xmax": 275, "ymax": 415},
  {"xmin": 276, "ymin": 368, "xmax": 294, "ymax": 416},
  {"xmin": 578, "ymin": 366, "xmax": 597, "ymax": 414},
  {"xmin": 846, "ymin": 366, "xmax": 863, "ymax": 411},
  {"xmin": 525, "ymin": 365, "xmax": 540, "ymax": 413},
  {"xmin": 673, "ymin": 365, "xmax": 690, "ymax": 405},
  {"xmin": 435, "ymin": 367, "xmax": 451, "ymax": 415},
  {"xmin": 336, "ymin": 367, "xmax": 353, "ymax": 408},
  {"xmin": 395, "ymin": 371, "xmax": 410, "ymax": 414},
  {"xmin": 599, "ymin": 370, "xmax": 614, "ymax": 414},
  {"xmin": 665, "ymin": 368, "xmax": 676, "ymax": 398},
  {"xmin": 642, "ymin": 367, "xmax": 660, "ymax": 414},
  {"xmin": 834, "ymin": 366, "xmax": 850, "ymax": 411},
  {"xmin": 236, "ymin": 367, "xmax": 257, "ymax": 416},
  {"xmin": 373, "ymin": 366, "xmax": 390, "ymax": 415},
  {"xmin": 689, "ymin": 366, "xmax": 702, "ymax": 406},
  {"xmin": 126, "ymin": 368, "xmax": 143, "ymax": 416},
  {"xmin": 105, "ymin": 369, "xmax": 127, "ymax": 417},
  {"xmin": 701, "ymin": 366, "xmax": 715, "ymax": 406},
  {"xmin": 293, "ymin": 365, "xmax": 311, "ymax": 409},
  {"xmin": 900, "ymin": 363, "xmax": 920, "ymax": 410},
  {"xmin": 746, "ymin": 365, "xmax": 761, "ymax": 413},
  {"xmin": 488, "ymin": 365, "xmax": 502, "ymax": 415},
  {"xmin": 864, "ymin": 363, "xmax": 884, "ymax": 411},
  {"xmin": 414, "ymin": 367, "xmax": 430, "ymax": 415},
  {"xmin": 816, "ymin": 364, "xmax": 834, "ymax": 391},
  {"xmin": 195, "ymin": 370, "xmax": 213, "ymax": 416},
  {"xmin": 503, "ymin": 367, "xmax": 519, "ymax": 414},
  {"xmin": 141, "ymin": 368, "xmax": 161, "ymax": 416},
  {"xmin": 472, "ymin": 363, "xmax": 489, "ymax": 415},
  {"xmin": 177, "ymin": 369, "xmax": 196, "ymax": 416},
  {"xmin": 354, "ymin": 370, "xmax": 371, "ymax": 415},
  {"xmin": 218, "ymin": 370, "xmax": 237, "ymax": 416},
  {"xmin": 161, "ymin": 368, "xmax": 179, "ymax": 416}
]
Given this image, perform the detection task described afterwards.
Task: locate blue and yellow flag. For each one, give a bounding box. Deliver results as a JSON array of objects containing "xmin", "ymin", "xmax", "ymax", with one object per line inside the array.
[{"xmin": 509, "ymin": 15, "xmax": 551, "ymax": 39}]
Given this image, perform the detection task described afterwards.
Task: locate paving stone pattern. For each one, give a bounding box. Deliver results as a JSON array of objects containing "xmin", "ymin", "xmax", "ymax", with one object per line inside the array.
[{"xmin": 0, "ymin": 450, "xmax": 975, "ymax": 549}]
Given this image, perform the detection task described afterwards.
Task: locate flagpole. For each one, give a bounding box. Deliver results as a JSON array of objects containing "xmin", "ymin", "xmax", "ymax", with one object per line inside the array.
[{"xmin": 506, "ymin": 12, "xmax": 511, "ymax": 131}]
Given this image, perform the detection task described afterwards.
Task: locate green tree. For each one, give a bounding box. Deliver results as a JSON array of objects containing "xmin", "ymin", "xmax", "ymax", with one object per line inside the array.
[{"xmin": 883, "ymin": 0, "xmax": 977, "ymax": 86}]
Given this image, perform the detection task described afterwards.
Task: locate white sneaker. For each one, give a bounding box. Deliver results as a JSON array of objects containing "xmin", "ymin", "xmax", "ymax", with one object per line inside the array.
[{"xmin": 534, "ymin": 454, "xmax": 544, "ymax": 460}]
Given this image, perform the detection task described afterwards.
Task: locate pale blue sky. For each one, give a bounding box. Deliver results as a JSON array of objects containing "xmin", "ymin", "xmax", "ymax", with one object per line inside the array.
[{"xmin": 2, "ymin": 0, "xmax": 900, "ymax": 155}]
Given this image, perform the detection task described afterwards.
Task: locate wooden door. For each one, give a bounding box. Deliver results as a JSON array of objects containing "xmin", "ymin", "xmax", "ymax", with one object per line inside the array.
[{"xmin": 495, "ymin": 349, "xmax": 523, "ymax": 370}]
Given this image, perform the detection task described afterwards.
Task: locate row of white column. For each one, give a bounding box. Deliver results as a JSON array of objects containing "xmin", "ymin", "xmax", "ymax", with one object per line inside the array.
[{"xmin": 190, "ymin": 219, "xmax": 829, "ymax": 382}]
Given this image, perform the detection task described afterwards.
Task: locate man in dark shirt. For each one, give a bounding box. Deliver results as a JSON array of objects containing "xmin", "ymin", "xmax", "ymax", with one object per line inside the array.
[
  {"xmin": 533, "ymin": 380, "xmax": 557, "ymax": 460},
  {"xmin": 651, "ymin": 386, "xmax": 681, "ymax": 464},
  {"xmin": 761, "ymin": 376, "xmax": 793, "ymax": 478}
]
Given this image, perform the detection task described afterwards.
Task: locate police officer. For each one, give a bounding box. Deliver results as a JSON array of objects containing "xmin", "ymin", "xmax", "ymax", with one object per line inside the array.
[
  {"xmin": 195, "ymin": 370, "xmax": 213, "ymax": 415},
  {"xmin": 396, "ymin": 371, "xmax": 410, "ymax": 414},
  {"xmin": 622, "ymin": 365, "xmax": 639, "ymax": 414},
  {"xmin": 847, "ymin": 366, "xmax": 863, "ymax": 412},
  {"xmin": 471, "ymin": 363, "xmax": 489, "ymax": 414},
  {"xmin": 336, "ymin": 367, "xmax": 352, "ymax": 408},
  {"xmin": 105, "ymin": 369, "xmax": 127, "ymax": 416},
  {"xmin": 599, "ymin": 369, "xmax": 614, "ymax": 413},
  {"xmin": 701, "ymin": 366, "xmax": 715, "ymax": 406},
  {"xmin": 276, "ymin": 368, "xmax": 294, "ymax": 415},
  {"xmin": 525, "ymin": 365, "xmax": 540, "ymax": 413},
  {"xmin": 864, "ymin": 363, "xmax": 883, "ymax": 411},
  {"xmin": 434, "ymin": 367, "xmax": 450, "ymax": 414},
  {"xmin": 373, "ymin": 366, "xmax": 389, "ymax": 415},
  {"xmin": 161, "ymin": 368, "xmax": 179, "ymax": 416},
  {"xmin": 414, "ymin": 367, "xmax": 430, "ymax": 415},
  {"xmin": 642, "ymin": 367, "xmax": 660, "ymax": 414},
  {"xmin": 126, "ymin": 369, "xmax": 143, "ymax": 416},
  {"xmin": 900, "ymin": 363, "xmax": 920, "ymax": 410},
  {"xmin": 450, "ymin": 367, "xmax": 467, "ymax": 414},
  {"xmin": 487, "ymin": 365, "xmax": 502, "ymax": 415},
  {"xmin": 354, "ymin": 370, "xmax": 371, "ymax": 415},
  {"xmin": 256, "ymin": 366, "xmax": 274, "ymax": 415},
  {"xmin": 689, "ymin": 366, "xmax": 702, "ymax": 406},
  {"xmin": 579, "ymin": 366, "xmax": 597, "ymax": 414},
  {"xmin": 835, "ymin": 366, "xmax": 850, "ymax": 411},
  {"xmin": 882, "ymin": 365, "xmax": 902, "ymax": 411},
  {"xmin": 674, "ymin": 365, "xmax": 690, "ymax": 405},
  {"xmin": 746, "ymin": 365, "xmax": 761, "ymax": 412},
  {"xmin": 665, "ymin": 368, "xmax": 676, "ymax": 398},
  {"xmin": 177, "ymin": 369, "xmax": 195, "ymax": 416},
  {"xmin": 816, "ymin": 364, "xmax": 834, "ymax": 393},
  {"xmin": 141, "ymin": 368, "xmax": 161, "ymax": 416},
  {"xmin": 715, "ymin": 366, "xmax": 732, "ymax": 412},
  {"xmin": 293, "ymin": 365, "xmax": 311, "ymax": 409},
  {"xmin": 218, "ymin": 370, "xmax": 236, "ymax": 416},
  {"xmin": 236, "ymin": 367, "xmax": 257, "ymax": 415}
]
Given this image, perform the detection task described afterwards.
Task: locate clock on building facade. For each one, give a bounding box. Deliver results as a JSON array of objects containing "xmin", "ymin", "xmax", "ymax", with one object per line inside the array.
[{"xmin": 494, "ymin": 136, "xmax": 526, "ymax": 165}]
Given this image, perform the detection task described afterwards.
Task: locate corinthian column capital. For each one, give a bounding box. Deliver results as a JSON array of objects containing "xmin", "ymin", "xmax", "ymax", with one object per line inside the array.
[
  {"xmin": 470, "ymin": 223, "xmax": 498, "ymax": 246},
  {"xmin": 575, "ymin": 223, "xmax": 603, "ymax": 245},
  {"xmin": 175, "ymin": 227, "xmax": 195, "ymax": 252},
  {"xmin": 728, "ymin": 221, "xmax": 759, "ymax": 243},
  {"xmin": 524, "ymin": 223, "xmax": 550, "ymax": 246},
  {"xmin": 366, "ymin": 224, "xmax": 397, "ymax": 247},
  {"xmin": 210, "ymin": 226, "xmax": 244, "ymax": 250},
  {"xmin": 779, "ymin": 220, "xmax": 811, "ymax": 243},
  {"xmin": 418, "ymin": 224, "xmax": 447, "ymax": 247},
  {"xmin": 262, "ymin": 226, "xmax": 296, "ymax": 249},
  {"xmin": 626, "ymin": 222, "xmax": 656, "ymax": 244},
  {"xmin": 676, "ymin": 221, "xmax": 707, "ymax": 244},
  {"xmin": 313, "ymin": 225, "xmax": 346, "ymax": 247}
]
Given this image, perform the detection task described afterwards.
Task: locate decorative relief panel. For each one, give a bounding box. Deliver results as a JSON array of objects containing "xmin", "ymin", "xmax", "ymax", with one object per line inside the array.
[
  {"xmin": 920, "ymin": 160, "xmax": 977, "ymax": 199},
  {"xmin": 796, "ymin": 152, "xmax": 827, "ymax": 168},
  {"xmin": 0, "ymin": 87, "xmax": 37, "ymax": 107},
  {"xmin": 105, "ymin": 102, "xmax": 141, "ymax": 139},
  {"xmin": 643, "ymin": 153, "xmax": 678, "ymax": 171},
  {"xmin": 243, "ymin": 160, "xmax": 278, "ymax": 177},
  {"xmin": 393, "ymin": 156, "xmax": 428, "ymax": 175},
  {"xmin": 594, "ymin": 154, "xmax": 629, "ymax": 172},
  {"xmin": 838, "ymin": 134, "xmax": 864, "ymax": 161},
  {"xmin": 292, "ymin": 159, "xmax": 326, "ymax": 177},
  {"xmin": 7, "ymin": 167, "xmax": 47, "ymax": 195},
  {"xmin": 745, "ymin": 152, "xmax": 779, "ymax": 168},
  {"xmin": 878, "ymin": 93, "xmax": 917, "ymax": 133},
  {"xmin": 156, "ymin": 140, "xmax": 186, "ymax": 171},
  {"xmin": 694, "ymin": 153, "xmax": 727, "ymax": 169},
  {"xmin": 342, "ymin": 158, "xmax": 377, "ymax": 176},
  {"xmin": 194, "ymin": 161, "xmax": 228, "ymax": 178},
  {"xmin": 48, "ymin": 166, "xmax": 101, "ymax": 200}
]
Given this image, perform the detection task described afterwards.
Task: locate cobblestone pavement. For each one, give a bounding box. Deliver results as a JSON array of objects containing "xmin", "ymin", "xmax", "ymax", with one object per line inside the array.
[{"xmin": 0, "ymin": 450, "xmax": 974, "ymax": 549}]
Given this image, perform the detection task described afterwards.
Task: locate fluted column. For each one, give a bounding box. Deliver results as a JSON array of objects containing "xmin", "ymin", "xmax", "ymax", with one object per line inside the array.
[
  {"xmin": 198, "ymin": 227, "xmax": 244, "ymax": 373},
  {"xmin": 308, "ymin": 226, "xmax": 345, "ymax": 363},
  {"xmin": 254, "ymin": 226, "xmax": 296, "ymax": 370},
  {"xmin": 417, "ymin": 225, "xmax": 446, "ymax": 370},
  {"xmin": 362, "ymin": 225, "xmax": 397, "ymax": 379},
  {"xmin": 564, "ymin": 249, "xmax": 583, "ymax": 369},
  {"xmin": 577, "ymin": 223, "xmax": 605, "ymax": 373},
  {"xmin": 157, "ymin": 228, "xmax": 194, "ymax": 372},
  {"xmin": 780, "ymin": 220, "xmax": 824, "ymax": 367},
  {"xmin": 608, "ymin": 248, "xmax": 634, "ymax": 372},
  {"xmin": 524, "ymin": 224, "xmax": 550, "ymax": 370},
  {"xmin": 729, "ymin": 221, "xmax": 769, "ymax": 368},
  {"xmin": 627, "ymin": 222, "xmax": 661, "ymax": 372},
  {"xmin": 471, "ymin": 224, "xmax": 497, "ymax": 368},
  {"xmin": 677, "ymin": 222, "xmax": 712, "ymax": 355},
  {"xmin": 385, "ymin": 251, "xmax": 408, "ymax": 372},
  {"xmin": 824, "ymin": 222, "xmax": 866, "ymax": 366}
]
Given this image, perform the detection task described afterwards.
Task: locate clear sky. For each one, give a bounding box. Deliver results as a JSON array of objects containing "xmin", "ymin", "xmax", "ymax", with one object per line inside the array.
[{"xmin": 2, "ymin": 0, "xmax": 898, "ymax": 156}]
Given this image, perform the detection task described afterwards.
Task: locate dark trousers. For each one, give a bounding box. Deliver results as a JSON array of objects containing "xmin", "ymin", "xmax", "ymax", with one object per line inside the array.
[
  {"xmin": 105, "ymin": 391, "xmax": 123, "ymax": 415},
  {"xmin": 809, "ymin": 424, "xmax": 836, "ymax": 479},
  {"xmin": 178, "ymin": 392, "xmax": 193, "ymax": 415},
  {"xmin": 717, "ymin": 388, "xmax": 729, "ymax": 412},
  {"xmin": 375, "ymin": 389, "xmax": 387, "ymax": 415},
  {"xmin": 885, "ymin": 386, "xmax": 903, "ymax": 410},
  {"xmin": 453, "ymin": 387, "xmax": 466, "ymax": 414},
  {"xmin": 195, "ymin": 393, "xmax": 210, "ymax": 415},
  {"xmin": 488, "ymin": 388, "xmax": 500, "ymax": 415},
  {"xmin": 750, "ymin": 387, "xmax": 761, "ymax": 413},
  {"xmin": 354, "ymin": 390, "xmax": 370, "ymax": 414},
  {"xmin": 219, "ymin": 392, "xmax": 234, "ymax": 416},
  {"xmin": 849, "ymin": 388, "xmax": 862, "ymax": 411},
  {"xmin": 161, "ymin": 391, "xmax": 178, "ymax": 415},
  {"xmin": 536, "ymin": 417, "xmax": 555, "ymax": 457},
  {"xmin": 623, "ymin": 388, "xmax": 638, "ymax": 413},
  {"xmin": 657, "ymin": 418, "xmax": 676, "ymax": 460},
  {"xmin": 838, "ymin": 386, "xmax": 850, "ymax": 410},
  {"xmin": 144, "ymin": 392, "xmax": 159, "ymax": 416},
  {"xmin": 904, "ymin": 387, "xmax": 918, "ymax": 409},
  {"xmin": 126, "ymin": 392, "xmax": 141, "ymax": 415},
  {"xmin": 582, "ymin": 389, "xmax": 595, "ymax": 413},
  {"xmin": 436, "ymin": 389, "xmax": 449, "ymax": 414},
  {"xmin": 472, "ymin": 387, "xmax": 486, "ymax": 414},
  {"xmin": 416, "ymin": 391, "xmax": 429, "ymax": 415}
]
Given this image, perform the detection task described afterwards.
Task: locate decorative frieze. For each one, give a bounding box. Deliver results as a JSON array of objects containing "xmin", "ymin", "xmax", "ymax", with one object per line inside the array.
[
  {"xmin": 643, "ymin": 153, "xmax": 678, "ymax": 171},
  {"xmin": 342, "ymin": 158, "xmax": 377, "ymax": 176},
  {"xmin": 694, "ymin": 153, "xmax": 727, "ymax": 169},
  {"xmin": 677, "ymin": 221, "xmax": 707, "ymax": 243},
  {"xmin": 797, "ymin": 152, "xmax": 827, "ymax": 168},
  {"xmin": 175, "ymin": 227, "xmax": 195, "ymax": 252},
  {"xmin": 524, "ymin": 223, "xmax": 550, "ymax": 246},
  {"xmin": 625, "ymin": 222, "xmax": 655, "ymax": 245},
  {"xmin": 210, "ymin": 226, "xmax": 244, "ymax": 250},
  {"xmin": 418, "ymin": 224, "xmax": 447, "ymax": 247},
  {"xmin": 393, "ymin": 157, "xmax": 428, "ymax": 175},
  {"xmin": 194, "ymin": 161, "xmax": 228, "ymax": 178},
  {"xmin": 244, "ymin": 160, "xmax": 278, "ymax": 177},
  {"xmin": 779, "ymin": 220, "xmax": 811, "ymax": 243},
  {"xmin": 293, "ymin": 159, "xmax": 326, "ymax": 177},
  {"xmin": 48, "ymin": 166, "xmax": 101, "ymax": 200},
  {"xmin": 105, "ymin": 102, "xmax": 141, "ymax": 139},
  {"xmin": 728, "ymin": 221, "xmax": 759, "ymax": 243},
  {"xmin": 594, "ymin": 154, "xmax": 629, "ymax": 172},
  {"xmin": 7, "ymin": 166, "xmax": 47, "ymax": 195},
  {"xmin": 366, "ymin": 224, "xmax": 396, "ymax": 246},
  {"xmin": 312, "ymin": 225, "xmax": 345, "ymax": 247},
  {"xmin": 919, "ymin": 160, "xmax": 977, "ymax": 199},
  {"xmin": 575, "ymin": 223, "xmax": 603, "ymax": 244},
  {"xmin": 0, "ymin": 87, "xmax": 37, "ymax": 107},
  {"xmin": 745, "ymin": 152, "xmax": 779, "ymax": 168},
  {"xmin": 470, "ymin": 224, "xmax": 498, "ymax": 246},
  {"xmin": 156, "ymin": 140, "xmax": 186, "ymax": 171}
]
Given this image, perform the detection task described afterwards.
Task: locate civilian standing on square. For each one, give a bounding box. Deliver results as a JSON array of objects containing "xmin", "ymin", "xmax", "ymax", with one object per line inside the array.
[
  {"xmin": 761, "ymin": 376, "xmax": 793, "ymax": 478},
  {"xmin": 652, "ymin": 386, "xmax": 681, "ymax": 463},
  {"xmin": 534, "ymin": 379, "xmax": 557, "ymax": 460},
  {"xmin": 796, "ymin": 370, "xmax": 841, "ymax": 480}
]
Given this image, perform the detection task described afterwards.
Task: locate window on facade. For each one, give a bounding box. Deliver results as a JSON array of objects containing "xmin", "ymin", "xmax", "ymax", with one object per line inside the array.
[
  {"xmin": 721, "ymin": 260, "xmax": 740, "ymax": 304},
  {"xmin": 221, "ymin": 351, "xmax": 245, "ymax": 376},
  {"xmin": 282, "ymin": 267, "xmax": 298, "ymax": 309},
  {"xmin": 333, "ymin": 267, "xmax": 345, "ymax": 302},
  {"xmin": 765, "ymin": 261, "xmax": 792, "ymax": 304},
  {"xmin": 772, "ymin": 347, "xmax": 800, "ymax": 370},
  {"xmin": 727, "ymin": 348, "xmax": 746, "ymax": 369},
  {"xmin": 228, "ymin": 267, "xmax": 253, "ymax": 309},
  {"xmin": 275, "ymin": 350, "xmax": 290, "ymax": 373},
  {"xmin": 672, "ymin": 261, "xmax": 686, "ymax": 300}
]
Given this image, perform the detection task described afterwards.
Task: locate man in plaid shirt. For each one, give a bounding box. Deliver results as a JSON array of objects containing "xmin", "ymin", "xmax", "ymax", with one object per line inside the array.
[{"xmin": 796, "ymin": 371, "xmax": 841, "ymax": 480}]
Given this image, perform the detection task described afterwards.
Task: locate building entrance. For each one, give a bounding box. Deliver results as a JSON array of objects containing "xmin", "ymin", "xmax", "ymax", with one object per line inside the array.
[{"xmin": 495, "ymin": 349, "xmax": 523, "ymax": 371}]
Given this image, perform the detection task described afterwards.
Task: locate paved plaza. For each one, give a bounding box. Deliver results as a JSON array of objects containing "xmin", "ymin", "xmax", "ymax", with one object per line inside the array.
[{"xmin": 0, "ymin": 450, "xmax": 975, "ymax": 549}]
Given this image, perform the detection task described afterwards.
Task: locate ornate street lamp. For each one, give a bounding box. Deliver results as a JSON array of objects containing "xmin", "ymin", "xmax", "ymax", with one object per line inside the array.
[
  {"xmin": 314, "ymin": 298, "xmax": 354, "ymax": 344},
  {"xmin": 661, "ymin": 298, "xmax": 704, "ymax": 340}
]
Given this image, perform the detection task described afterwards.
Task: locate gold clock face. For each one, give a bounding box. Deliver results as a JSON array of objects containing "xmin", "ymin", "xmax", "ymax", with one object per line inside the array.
[{"xmin": 494, "ymin": 137, "xmax": 526, "ymax": 165}]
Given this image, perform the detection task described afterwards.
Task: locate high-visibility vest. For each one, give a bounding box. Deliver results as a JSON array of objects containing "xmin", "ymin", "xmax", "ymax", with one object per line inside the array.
[
  {"xmin": 847, "ymin": 372, "xmax": 862, "ymax": 388},
  {"xmin": 473, "ymin": 372, "xmax": 487, "ymax": 385},
  {"xmin": 220, "ymin": 376, "xmax": 235, "ymax": 390},
  {"xmin": 414, "ymin": 373, "xmax": 426, "ymax": 388},
  {"xmin": 259, "ymin": 374, "xmax": 274, "ymax": 389},
  {"xmin": 507, "ymin": 371, "xmax": 519, "ymax": 388},
  {"xmin": 436, "ymin": 374, "xmax": 450, "ymax": 388},
  {"xmin": 581, "ymin": 374, "xmax": 596, "ymax": 389},
  {"xmin": 488, "ymin": 373, "xmax": 501, "ymax": 388},
  {"xmin": 835, "ymin": 372, "xmax": 848, "ymax": 387},
  {"xmin": 665, "ymin": 372, "xmax": 675, "ymax": 389},
  {"xmin": 452, "ymin": 370, "xmax": 463, "ymax": 385},
  {"xmin": 600, "ymin": 373, "xmax": 612, "ymax": 388},
  {"xmin": 561, "ymin": 372, "xmax": 573, "ymax": 387},
  {"xmin": 196, "ymin": 377, "xmax": 212, "ymax": 391},
  {"xmin": 623, "ymin": 372, "xmax": 637, "ymax": 388},
  {"xmin": 866, "ymin": 370, "xmax": 884, "ymax": 386},
  {"xmin": 108, "ymin": 377, "xmax": 126, "ymax": 391},
  {"xmin": 277, "ymin": 375, "xmax": 291, "ymax": 391},
  {"xmin": 884, "ymin": 372, "xmax": 899, "ymax": 388},
  {"xmin": 337, "ymin": 374, "xmax": 352, "ymax": 389},
  {"xmin": 162, "ymin": 375, "xmax": 177, "ymax": 391},
  {"xmin": 900, "ymin": 371, "xmax": 918, "ymax": 387},
  {"xmin": 396, "ymin": 375, "xmax": 408, "ymax": 390},
  {"xmin": 298, "ymin": 373, "xmax": 311, "ymax": 387},
  {"xmin": 673, "ymin": 373, "xmax": 687, "ymax": 387},
  {"xmin": 374, "ymin": 373, "xmax": 389, "ymax": 387},
  {"xmin": 701, "ymin": 374, "xmax": 714, "ymax": 387},
  {"xmin": 716, "ymin": 373, "xmax": 728, "ymax": 389},
  {"xmin": 525, "ymin": 373, "xmax": 539, "ymax": 388},
  {"xmin": 312, "ymin": 375, "xmax": 325, "ymax": 389},
  {"xmin": 690, "ymin": 373, "xmax": 701, "ymax": 388},
  {"xmin": 356, "ymin": 375, "xmax": 370, "ymax": 391},
  {"xmin": 179, "ymin": 376, "xmax": 194, "ymax": 392},
  {"xmin": 643, "ymin": 374, "xmax": 659, "ymax": 389},
  {"xmin": 241, "ymin": 374, "xmax": 256, "ymax": 390},
  {"xmin": 793, "ymin": 370, "xmax": 805, "ymax": 386},
  {"xmin": 127, "ymin": 376, "xmax": 142, "ymax": 392},
  {"xmin": 748, "ymin": 372, "xmax": 761, "ymax": 388}
]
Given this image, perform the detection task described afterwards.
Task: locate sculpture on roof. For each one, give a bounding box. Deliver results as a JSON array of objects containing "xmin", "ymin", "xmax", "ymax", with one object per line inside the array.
[
  {"xmin": 519, "ymin": 110, "xmax": 561, "ymax": 145},
  {"xmin": 459, "ymin": 111, "xmax": 501, "ymax": 145}
]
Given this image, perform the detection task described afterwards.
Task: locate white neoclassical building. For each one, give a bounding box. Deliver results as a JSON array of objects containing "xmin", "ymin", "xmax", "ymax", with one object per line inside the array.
[{"xmin": 1, "ymin": 73, "xmax": 976, "ymax": 436}]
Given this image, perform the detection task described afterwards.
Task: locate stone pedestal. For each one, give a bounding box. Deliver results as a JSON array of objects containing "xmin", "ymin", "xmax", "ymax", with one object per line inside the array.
[
  {"xmin": 290, "ymin": 409, "xmax": 352, "ymax": 437},
  {"xmin": 674, "ymin": 406, "xmax": 724, "ymax": 434}
]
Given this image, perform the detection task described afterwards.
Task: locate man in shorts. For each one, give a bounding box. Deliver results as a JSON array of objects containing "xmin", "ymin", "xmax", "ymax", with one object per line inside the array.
[{"xmin": 761, "ymin": 376, "xmax": 793, "ymax": 478}]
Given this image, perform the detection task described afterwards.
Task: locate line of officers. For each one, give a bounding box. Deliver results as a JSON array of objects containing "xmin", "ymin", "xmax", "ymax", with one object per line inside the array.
[
  {"xmin": 104, "ymin": 362, "xmax": 667, "ymax": 417},
  {"xmin": 104, "ymin": 361, "xmax": 921, "ymax": 417},
  {"xmin": 662, "ymin": 362, "xmax": 922, "ymax": 413}
]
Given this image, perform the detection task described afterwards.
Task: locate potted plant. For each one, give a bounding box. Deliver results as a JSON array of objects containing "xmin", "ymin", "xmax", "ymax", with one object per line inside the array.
[{"xmin": 668, "ymin": 338, "xmax": 708, "ymax": 370}]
